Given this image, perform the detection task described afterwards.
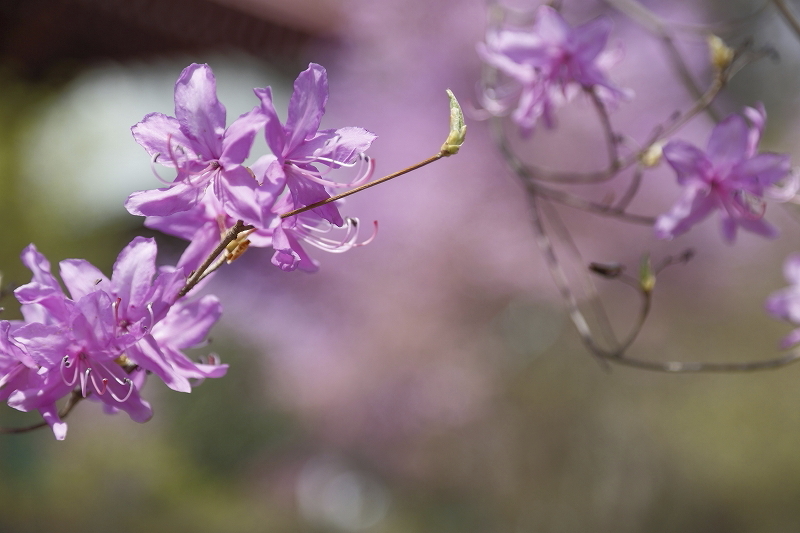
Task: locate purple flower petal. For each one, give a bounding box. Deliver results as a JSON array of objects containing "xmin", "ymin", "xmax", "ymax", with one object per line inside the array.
[
  {"xmin": 173, "ymin": 63, "xmax": 226, "ymax": 160},
  {"xmin": 255, "ymin": 86, "xmax": 287, "ymax": 161},
  {"xmin": 654, "ymin": 184, "xmax": 716, "ymax": 239},
  {"xmin": 573, "ymin": 16, "xmax": 613, "ymax": 65},
  {"xmin": 125, "ymin": 179, "xmax": 208, "ymax": 217},
  {"xmin": 131, "ymin": 113, "xmax": 197, "ymax": 166},
  {"xmin": 285, "ymin": 63, "xmax": 328, "ymax": 153},
  {"xmin": 733, "ymin": 153, "xmax": 791, "ymax": 188},
  {"xmin": 59, "ymin": 259, "xmax": 108, "ymax": 301},
  {"xmin": 662, "ymin": 140, "xmax": 710, "ymax": 185},
  {"xmin": 127, "ymin": 334, "xmax": 191, "ymax": 393},
  {"xmin": 219, "ymin": 106, "xmax": 267, "ymax": 168},
  {"xmin": 112, "ymin": 237, "xmax": 158, "ymax": 311},
  {"xmin": 706, "ymin": 114, "xmax": 749, "ymax": 167},
  {"xmin": 321, "ymin": 127, "xmax": 377, "ymax": 165}
]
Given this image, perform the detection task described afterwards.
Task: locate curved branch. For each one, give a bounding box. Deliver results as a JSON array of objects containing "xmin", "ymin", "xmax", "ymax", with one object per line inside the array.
[{"xmin": 600, "ymin": 350, "xmax": 800, "ymax": 373}]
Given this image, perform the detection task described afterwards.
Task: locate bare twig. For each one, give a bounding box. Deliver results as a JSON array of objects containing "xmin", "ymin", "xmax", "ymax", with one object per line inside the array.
[
  {"xmin": 0, "ymin": 390, "xmax": 83, "ymax": 435},
  {"xmin": 773, "ymin": 0, "xmax": 800, "ymax": 41},
  {"xmin": 177, "ymin": 220, "xmax": 253, "ymax": 298},
  {"xmin": 280, "ymin": 153, "xmax": 445, "ymax": 219}
]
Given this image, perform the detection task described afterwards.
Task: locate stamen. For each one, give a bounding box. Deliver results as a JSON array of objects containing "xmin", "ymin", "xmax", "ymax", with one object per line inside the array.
[
  {"xmin": 731, "ymin": 189, "xmax": 766, "ymax": 220},
  {"xmin": 97, "ymin": 360, "xmax": 135, "ymax": 386},
  {"xmin": 112, "ymin": 298, "xmax": 122, "ymax": 328},
  {"xmin": 150, "ymin": 153, "xmax": 174, "ymax": 185},
  {"xmin": 108, "ymin": 378, "xmax": 135, "ymax": 403},
  {"xmin": 287, "ymin": 156, "xmax": 375, "ymax": 189},
  {"xmin": 294, "ymin": 155, "xmax": 359, "ymax": 168},
  {"xmin": 60, "ymin": 355, "xmax": 79, "ymax": 386},
  {"xmin": 768, "ymin": 169, "xmax": 800, "ymax": 202},
  {"xmin": 354, "ymin": 220, "xmax": 379, "ymax": 247},
  {"xmin": 144, "ymin": 303, "xmax": 155, "ymax": 332},
  {"xmin": 79, "ymin": 368, "xmax": 91, "ymax": 397},
  {"xmin": 89, "ymin": 370, "xmax": 108, "ymax": 395}
]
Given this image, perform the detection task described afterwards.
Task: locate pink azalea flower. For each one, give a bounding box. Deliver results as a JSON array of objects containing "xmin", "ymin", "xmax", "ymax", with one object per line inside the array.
[
  {"xmin": 125, "ymin": 63, "xmax": 267, "ymax": 225},
  {"xmin": 655, "ymin": 104, "xmax": 791, "ymax": 243},
  {"xmin": 766, "ymin": 254, "xmax": 800, "ymax": 348},
  {"xmin": 254, "ymin": 63, "xmax": 377, "ymax": 226},
  {"xmin": 6, "ymin": 239, "xmax": 226, "ymax": 439},
  {"xmin": 478, "ymin": 5, "xmax": 630, "ymax": 136}
]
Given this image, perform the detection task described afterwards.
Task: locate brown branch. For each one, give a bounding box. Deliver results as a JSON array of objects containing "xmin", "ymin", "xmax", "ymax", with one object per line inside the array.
[
  {"xmin": 773, "ymin": 0, "xmax": 800, "ymax": 42},
  {"xmin": 177, "ymin": 220, "xmax": 253, "ymax": 298}
]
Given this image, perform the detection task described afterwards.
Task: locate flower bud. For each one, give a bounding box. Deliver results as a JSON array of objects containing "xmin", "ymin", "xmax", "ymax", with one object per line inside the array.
[
  {"xmin": 441, "ymin": 89, "xmax": 467, "ymax": 156},
  {"xmin": 707, "ymin": 34, "xmax": 734, "ymax": 71},
  {"xmin": 640, "ymin": 142, "xmax": 664, "ymax": 167},
  {"xmin": 639, "ymin": 253, "xmax": 656, "ymax": 293}
]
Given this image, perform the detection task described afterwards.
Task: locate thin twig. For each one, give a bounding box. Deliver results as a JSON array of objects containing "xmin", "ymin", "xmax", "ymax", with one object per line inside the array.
[
  {"xmin": 528, "ymin": 181, "xmax": 657, "ymax": 225},
  {"xmin": 613, "ymin": 165, "xmax": 644, "ymax": 212},
  {"xmin": 177, "ymin": 220, "xmax": 253, "ymax": 298},
  {"xmin": 600, "ymin": 350, "xmax": 800, "ymax": 372},
  {"xmin": 539, "ymin": 199, "xmax": 620, "ymax": 349},
  {"xmin": 0, "ymin": 390, "xmax": 83, "ymax": 435},
  {"xmin": 280, "ymin": 153, "xmax": 445, "ymax": 219},
  {"xmin": 528, "ymin": 193, "xmax": 613, "ymax": 369},
  {"xmin": 773, "ymin": 0, "xmax": 800, "ymax": 41},
  {"xmin": 587, "ymin": 88, "xmax": 620, "ymax": 172}
]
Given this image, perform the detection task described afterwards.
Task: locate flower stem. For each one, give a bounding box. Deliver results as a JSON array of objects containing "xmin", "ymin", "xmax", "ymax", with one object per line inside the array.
[
  {"xmin": 178, "ymin": 220, "xmax": 253, "ymax": 298},
  {"xmin": 280, "ymin": 152, "xmax": 446, "ymax": 219},
  {"xmin": 0, "ymin": 390, "xmax": 83, "ymax": 435}
]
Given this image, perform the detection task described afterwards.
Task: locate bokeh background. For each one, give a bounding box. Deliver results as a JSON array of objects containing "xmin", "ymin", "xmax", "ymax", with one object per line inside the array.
[{"xmin": 2, "ymin": 0, "xmax": 800, "ymax": 531}]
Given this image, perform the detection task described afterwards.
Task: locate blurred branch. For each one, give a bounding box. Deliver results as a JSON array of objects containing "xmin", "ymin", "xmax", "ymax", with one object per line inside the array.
[
  {"xmin": 773, "ymin": 0, "xmax": 800, "ymax": 41},
  {"xmin": 604, "ymin": 0, "xmax": 718, "ymax": 121}
]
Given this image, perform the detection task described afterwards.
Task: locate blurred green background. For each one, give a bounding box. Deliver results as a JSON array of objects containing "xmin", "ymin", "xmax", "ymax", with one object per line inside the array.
[{"xmin": 2, "ymin": 0, "xmax": 800, "ymax": 532}]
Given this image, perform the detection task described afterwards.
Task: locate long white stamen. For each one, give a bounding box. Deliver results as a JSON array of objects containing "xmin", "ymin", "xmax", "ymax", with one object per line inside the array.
[
  {"xmin": 89, "ymin": 369, "xmax": 108, "ymax": 395},
  {"xmin": 60, "ymin": 355, "xmax": 79, "ymax": 387},
  {"xmin": 108, "ymin": 378, "xmax": 135, "ymax": 402}
]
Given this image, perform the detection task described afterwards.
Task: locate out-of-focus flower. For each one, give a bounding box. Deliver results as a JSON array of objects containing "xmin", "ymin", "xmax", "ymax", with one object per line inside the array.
[
  {"xmin": 5, "ymin": 238, "xmax": 226, "ymax": 439},
  {"xmin": 478, "ymin": 5, "xmax": 630, "ymax": 136},
  {"xmin": 125, "ymin": 63, "xmax": 267, "ymax": 225},
  {"xmin": 254, "ymin": 63, "xmax": 377, "ymax": 226},
  {"xmin": 655, "ymin": 104, "xmax": 791, "ymax": 242},
  {"xmin": 766, "ymin": 254, "xmax": 800, "ymax": 348}
]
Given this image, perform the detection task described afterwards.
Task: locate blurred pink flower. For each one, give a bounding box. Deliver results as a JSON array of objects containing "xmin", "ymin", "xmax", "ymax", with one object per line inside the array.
[
  {"xmin": 478, "ymin": 4, "xmax": 630, "ymax": 136},
  {"xmin": 766, "ymin": 253, "xmax": 800, "ymax": 348},
  {"xmin": 655, "ymin": 104, "xmax": 791, "ymax": 243}
]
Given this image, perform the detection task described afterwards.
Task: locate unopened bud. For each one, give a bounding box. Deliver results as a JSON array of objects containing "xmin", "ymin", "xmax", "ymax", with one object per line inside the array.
[
  {"xmin": 639, "ymin": 253, "xmax": 656, "ymax": 293},
  {"xmin": 708, "ymin": 34, "xmax": 734, "ymax": 71},
  {"xmin": 589, "ymin": 262, "xmax": 625, "ymax": 278},
  {"xmin": 226, "ymin": 236, "xmax": 251, "ymax": 263},
  {"xmin": 640, "ymin": 142, "xmax": 664, "ymax": 167},
  {"xmin": 441, "ymin": 89, "xmax": 467, "ymax": 156}
]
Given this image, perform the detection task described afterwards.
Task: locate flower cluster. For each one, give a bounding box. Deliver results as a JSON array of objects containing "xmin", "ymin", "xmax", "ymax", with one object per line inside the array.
[
  {"xmin": 477, "ymin": 3, "xmax": 800, "ymax": 373},
  {"xmin": 0, "ymin": 237, "xmax": 225, "ymax": 440},
  {"xmin": 478, "ymin": 4, "xmax": 630, "ymax": 136},
  {"xmin": 0, "ymin": 62, "xmax": 385, "ymax": 439},
  {"xmin": 0, "ymin": 62, "xmax": 387, "ymax": 440},
  {"xmin": 766, "ymin": 254, "xmax": 800, "ymax": 349},
  {"xmin": 655, "ymin": 104, "xmax": 791, "ymax": 243},
  {"xmin": 127, "ymin": 63, "xmax": 377, "ymax": 273}
]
